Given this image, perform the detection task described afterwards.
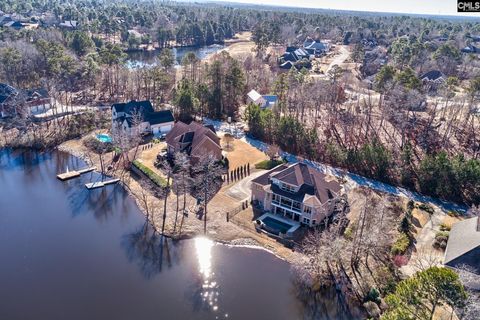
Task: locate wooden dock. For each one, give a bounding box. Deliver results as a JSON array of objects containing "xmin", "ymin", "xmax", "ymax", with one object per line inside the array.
[
  {"xmin": 57, "ymin": 167, "xmax": 96, "ymax": 181},
  {"xmin": 85, "ymin": 178, "xmax": 120, "ymax": 190}
]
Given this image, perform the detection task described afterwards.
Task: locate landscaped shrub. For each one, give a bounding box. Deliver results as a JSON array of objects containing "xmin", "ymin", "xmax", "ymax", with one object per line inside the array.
[
  {"xmin": 393, "ymin": 255, "xmax": 409, "ymax": 267},
  {"xmin": 132, "ymin": 160, "xmax": 167, "ymax": 187},
  {"xmin": 447, "ymin": 210, "xmax": 460, "ymax": 217},
  {"xmin": 407, "ymin": 200, "xmax": 415, "ymax": 211},
  {"xmin": 343, "ymin": 226, "xmax": 354, "ymax": 240},
  {"xmin": 364, "ymin": 288, "xmax": 381, "ymax": 303},
  {"xmin": 433, "ymin": 231, "xmax": 449, "ymax": 250},
  {"xmin": 255, "ymin": 159, "xmax": 284, "ymax": 170},
  {"xmin": 439, "ymin": 223, "xmax": 451, "ymax": 232},
  {"xmin": 399, "ymin": 216, "xmax": 412, "ymax": 233},
  {"xmin": 417, "ymin": 203, "xmax": 434, "ymax": 214},
  {"xmin": 391, "ymin": 233, "xmax": 411, "ymax": 255}
]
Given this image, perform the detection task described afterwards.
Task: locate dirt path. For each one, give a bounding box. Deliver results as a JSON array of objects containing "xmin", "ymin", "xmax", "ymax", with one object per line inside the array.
[{"xmin": 326, "ymin": 45, "xmax": 350, "ymax": 74}]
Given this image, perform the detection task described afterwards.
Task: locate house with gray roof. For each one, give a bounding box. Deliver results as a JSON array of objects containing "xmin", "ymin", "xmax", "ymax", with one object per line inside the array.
[
  {"xmin": 251, "ymin": 163, "xmax": 345, "ymax": 227},
  {"xmin": 111, "ymin": 100, "xmax": 174, "ymax": 137},
  {"xmin": 0, "ymin": 83, "xmax": 18, "ymax": 118},
  {"xmin": 420, "ymin": 70, "xmax": 445, "ymax": 91},
  {"xmin": 303, "ymin": 38, "xmax": 330, "ymax": 56},
  {"xmin": 247, "ymin": 89, "xmax": 278, "ymax": 109},
  {"xmin": 444, "ymin": 217, "xmax": 480, "ymax": 275}
]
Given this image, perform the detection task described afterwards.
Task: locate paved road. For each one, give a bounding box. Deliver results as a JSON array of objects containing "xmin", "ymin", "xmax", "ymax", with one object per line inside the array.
[{"xmin": 204, "ymin": 118, "xmax": 468, "ymax": 213}]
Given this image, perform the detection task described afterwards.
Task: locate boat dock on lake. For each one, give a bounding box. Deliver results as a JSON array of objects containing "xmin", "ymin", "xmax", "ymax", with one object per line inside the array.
[
  {"xmin": 85, "ymin": 178, "xmax": 120, "ymax": 190},
  {"xmin": 57, "ymin": 167, "xmax": 96, "ymax": 181}
]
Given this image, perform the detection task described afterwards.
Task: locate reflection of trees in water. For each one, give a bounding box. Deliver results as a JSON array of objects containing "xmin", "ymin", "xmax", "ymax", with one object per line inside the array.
[
  {"xmin": 122, "ymin": 220, "xmax": 182, "ymax": 279},
  {"xmin": 293, "ymin": 280, "xmax": 359, "ymax": 320}
]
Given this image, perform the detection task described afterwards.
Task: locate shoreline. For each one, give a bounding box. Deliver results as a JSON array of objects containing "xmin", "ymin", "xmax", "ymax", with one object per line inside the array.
[{"xmin": 55, "ymin": 140, "xmax": 297, "ymax": 263}]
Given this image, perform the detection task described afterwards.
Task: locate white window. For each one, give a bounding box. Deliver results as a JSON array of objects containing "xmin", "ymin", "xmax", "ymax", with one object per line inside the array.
[
  {"xmin": 303, "ymin": 206, "xmax": 312, "ymax": 215},
  {"xmin": 280, "ymin": 183, "xmax": 295, "ymax": 193}
]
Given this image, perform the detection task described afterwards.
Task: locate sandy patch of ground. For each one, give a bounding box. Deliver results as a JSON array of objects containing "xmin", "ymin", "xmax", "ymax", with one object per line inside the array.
[
  {"xmin": 208, "ymin": 32, "xmax": 255, "ymax": 61},
  {"xmin": 135, "ymin": 142, "xmax": 167, "ymax": 177},
  {"xmin": 220, "ymin": 134, "xmax": 268, "ymax": 170},
  {"xmin": 441, "ymin": 215, "xmax": 462, "ymax": 229}
]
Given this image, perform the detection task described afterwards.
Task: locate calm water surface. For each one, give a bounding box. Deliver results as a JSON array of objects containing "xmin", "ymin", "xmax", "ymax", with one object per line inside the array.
[
  {"xmin": 126, "ymin": 45, "xmax": 225, "ymax": 69},
  {"xmin": 0, "ymin": 149, "xmax": 355, "ymax": 320}
]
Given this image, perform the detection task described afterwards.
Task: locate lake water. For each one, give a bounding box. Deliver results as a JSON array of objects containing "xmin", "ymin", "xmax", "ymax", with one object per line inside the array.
[
  {"xmin": 126, "ymin": 45, "xmax": 225, "ymax": 69},
  {"xmin": 0, "ymin": 149, "xmax": 357, "ymax": 320}
]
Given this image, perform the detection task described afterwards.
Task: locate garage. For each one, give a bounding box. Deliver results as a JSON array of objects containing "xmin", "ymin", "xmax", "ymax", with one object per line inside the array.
[{"xmin": 146, "ymin": 109, "xmax": 175, "ymax": 136}]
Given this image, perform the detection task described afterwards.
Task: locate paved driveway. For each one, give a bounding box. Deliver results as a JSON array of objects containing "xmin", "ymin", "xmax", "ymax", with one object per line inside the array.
[{"xmin": 224, "ymin": 171, "xmax": 266, "ymax": 201}]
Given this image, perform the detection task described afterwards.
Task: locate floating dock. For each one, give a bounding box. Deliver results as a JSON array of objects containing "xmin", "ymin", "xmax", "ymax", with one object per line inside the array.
[
  {"xmin": 57, "ymin": 167, "xmax": 96, "ymax": 181},
  {"xmin": 85, "ymin": 178, "xmax": 120, "ymax": 190}
]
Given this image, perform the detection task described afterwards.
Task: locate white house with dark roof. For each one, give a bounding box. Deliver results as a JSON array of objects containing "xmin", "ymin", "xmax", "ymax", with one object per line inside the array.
[
  {"xmin": 247, "ymin": 89, "xmax": 278, "ymax": 109},
  {"xmin": 251, "ymin": 163, "xmax": 345, "ymax": 227},
  {"xmin": 111, "ymin": 100, "xmax": 175, "ymax": 137}
]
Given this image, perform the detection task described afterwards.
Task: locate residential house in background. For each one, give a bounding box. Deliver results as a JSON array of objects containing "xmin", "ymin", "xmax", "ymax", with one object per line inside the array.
[
  {"xmin": 303, "ymin": 38, "xmax": 330, "ymax": 56},
  {"xmin": 279, "ymin": 47, "xmax": 310, "ymax": 69},
  {"xmin": 444, "ymin": 216, "xmax": 480, "ymax": 275},
  {"xmin": 462, "ymin": 44, "xmax": 479, "ymax": 54},
  {"xmin": 0, "ymin": 83, "xmax": 18, "ymax": 118},
  {"xmin": 0, "ymin": 84, "xmax": 52, "ymax": 117},
  {"xmin": 165, "ymin": 121, "xmax": 222, "ymax": 164},
  {"xmin": 112, "ymin": 100, "xmax": 175, "ymax": 136},
  {"xmin": 251, "ymin": 163, "xmax": 345, "ymax": 227},
  {"xmin": 247, "ymin": 89, "xmax": 278, "ymax": 109},
  {"xmin": 59, "ymin": 20, "xmax": 77, "ymax": 29},
  {"xmin": 420, "ymin": 70, "xmax": 445, "ymax": 91},
  {"xmin": 23, "ymin": 88, "xmax": 50, "ymax": 114}
]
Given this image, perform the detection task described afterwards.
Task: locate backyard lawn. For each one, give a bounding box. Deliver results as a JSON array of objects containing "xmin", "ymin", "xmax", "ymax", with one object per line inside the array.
[{"xmin": 220, "ymin": 134, "xmax": 268, "ymax": 170}]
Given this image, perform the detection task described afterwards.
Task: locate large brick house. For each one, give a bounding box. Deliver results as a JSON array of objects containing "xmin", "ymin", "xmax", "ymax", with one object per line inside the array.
[
  {"xmin": 165, "ymin": 121, "xmax": 222, "ymax": 164},
  {"xmin": 251, "ymin": 163, "xmax": 344, "ymax": 227}
]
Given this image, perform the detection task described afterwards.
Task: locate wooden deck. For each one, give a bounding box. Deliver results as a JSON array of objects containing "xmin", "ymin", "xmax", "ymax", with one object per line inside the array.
[
  {"xmin": 85, "ymin": 178, "xmax": 120, "ymax": 190},
  {"xmin": 57, "ymin": 167, "xmax": 96, "ymax": 181}
]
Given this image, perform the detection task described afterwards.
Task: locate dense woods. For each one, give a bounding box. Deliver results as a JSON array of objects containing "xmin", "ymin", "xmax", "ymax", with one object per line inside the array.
[{"xmin": 1, "ymin": 1, "xmax": 480, "ymax": 206}]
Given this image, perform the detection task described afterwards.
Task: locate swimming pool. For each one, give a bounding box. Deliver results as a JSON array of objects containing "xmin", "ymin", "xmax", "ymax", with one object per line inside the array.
[
  {"xmin": 96, "ymin": 134, "xmax": 112, "ymax": 143},
  {"xmin": 261, "ymin": 216, "xmax": 293, "ymax": 235}
]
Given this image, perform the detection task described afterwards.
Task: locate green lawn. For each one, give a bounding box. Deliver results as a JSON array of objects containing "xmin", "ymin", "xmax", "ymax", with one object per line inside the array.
[{"xmin": 255, "ymin": 159, "xmax": 285, "ymax": 170}]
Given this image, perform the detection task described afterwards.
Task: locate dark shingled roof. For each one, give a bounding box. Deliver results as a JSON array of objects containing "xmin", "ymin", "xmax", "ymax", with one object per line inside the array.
[
  {"xmin": 252, "ymin": 163, "xmax": 342, "ymax": 204},
  {"xmin": 420, "ymin": 70, "xmax": 444, "ymax": 81},
  {"xmin": 444, "ymin": 217, "xmax": 480, "ymax": 274},
  {"xmin": 165, "ymin": 121, "xmax": 221, "ymax": 158},
  {"xmin": 0, "ymin": 83, "xmax": 18, "ymax": 104},
  {"xmin": 111, "ymin": 100, "xmax": 154, "ymax": 115},
  {"xmin": 251, "ymin": 164, "xmax": 289, "ymax": 186},
  {"xmin": 145, "ymin": 109, "xmax": 174, "ymax": 125}
]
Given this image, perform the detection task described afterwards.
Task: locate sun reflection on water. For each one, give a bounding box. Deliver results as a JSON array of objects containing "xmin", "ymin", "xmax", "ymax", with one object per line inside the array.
[{"xmin": 194, "ymin": 237, "xmax": 227, "ymax": 318}]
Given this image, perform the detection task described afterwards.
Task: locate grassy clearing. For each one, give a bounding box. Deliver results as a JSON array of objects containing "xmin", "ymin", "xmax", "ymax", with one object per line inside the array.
[{"xmin": 255, "ymin": 159, "xmax": 285, "ymax": 170}]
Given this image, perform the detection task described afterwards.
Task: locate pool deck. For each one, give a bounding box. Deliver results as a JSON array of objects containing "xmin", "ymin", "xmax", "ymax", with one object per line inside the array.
[{"xmin": 257, "ymin": 213, "xmax": 301, "ymax": 235}]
